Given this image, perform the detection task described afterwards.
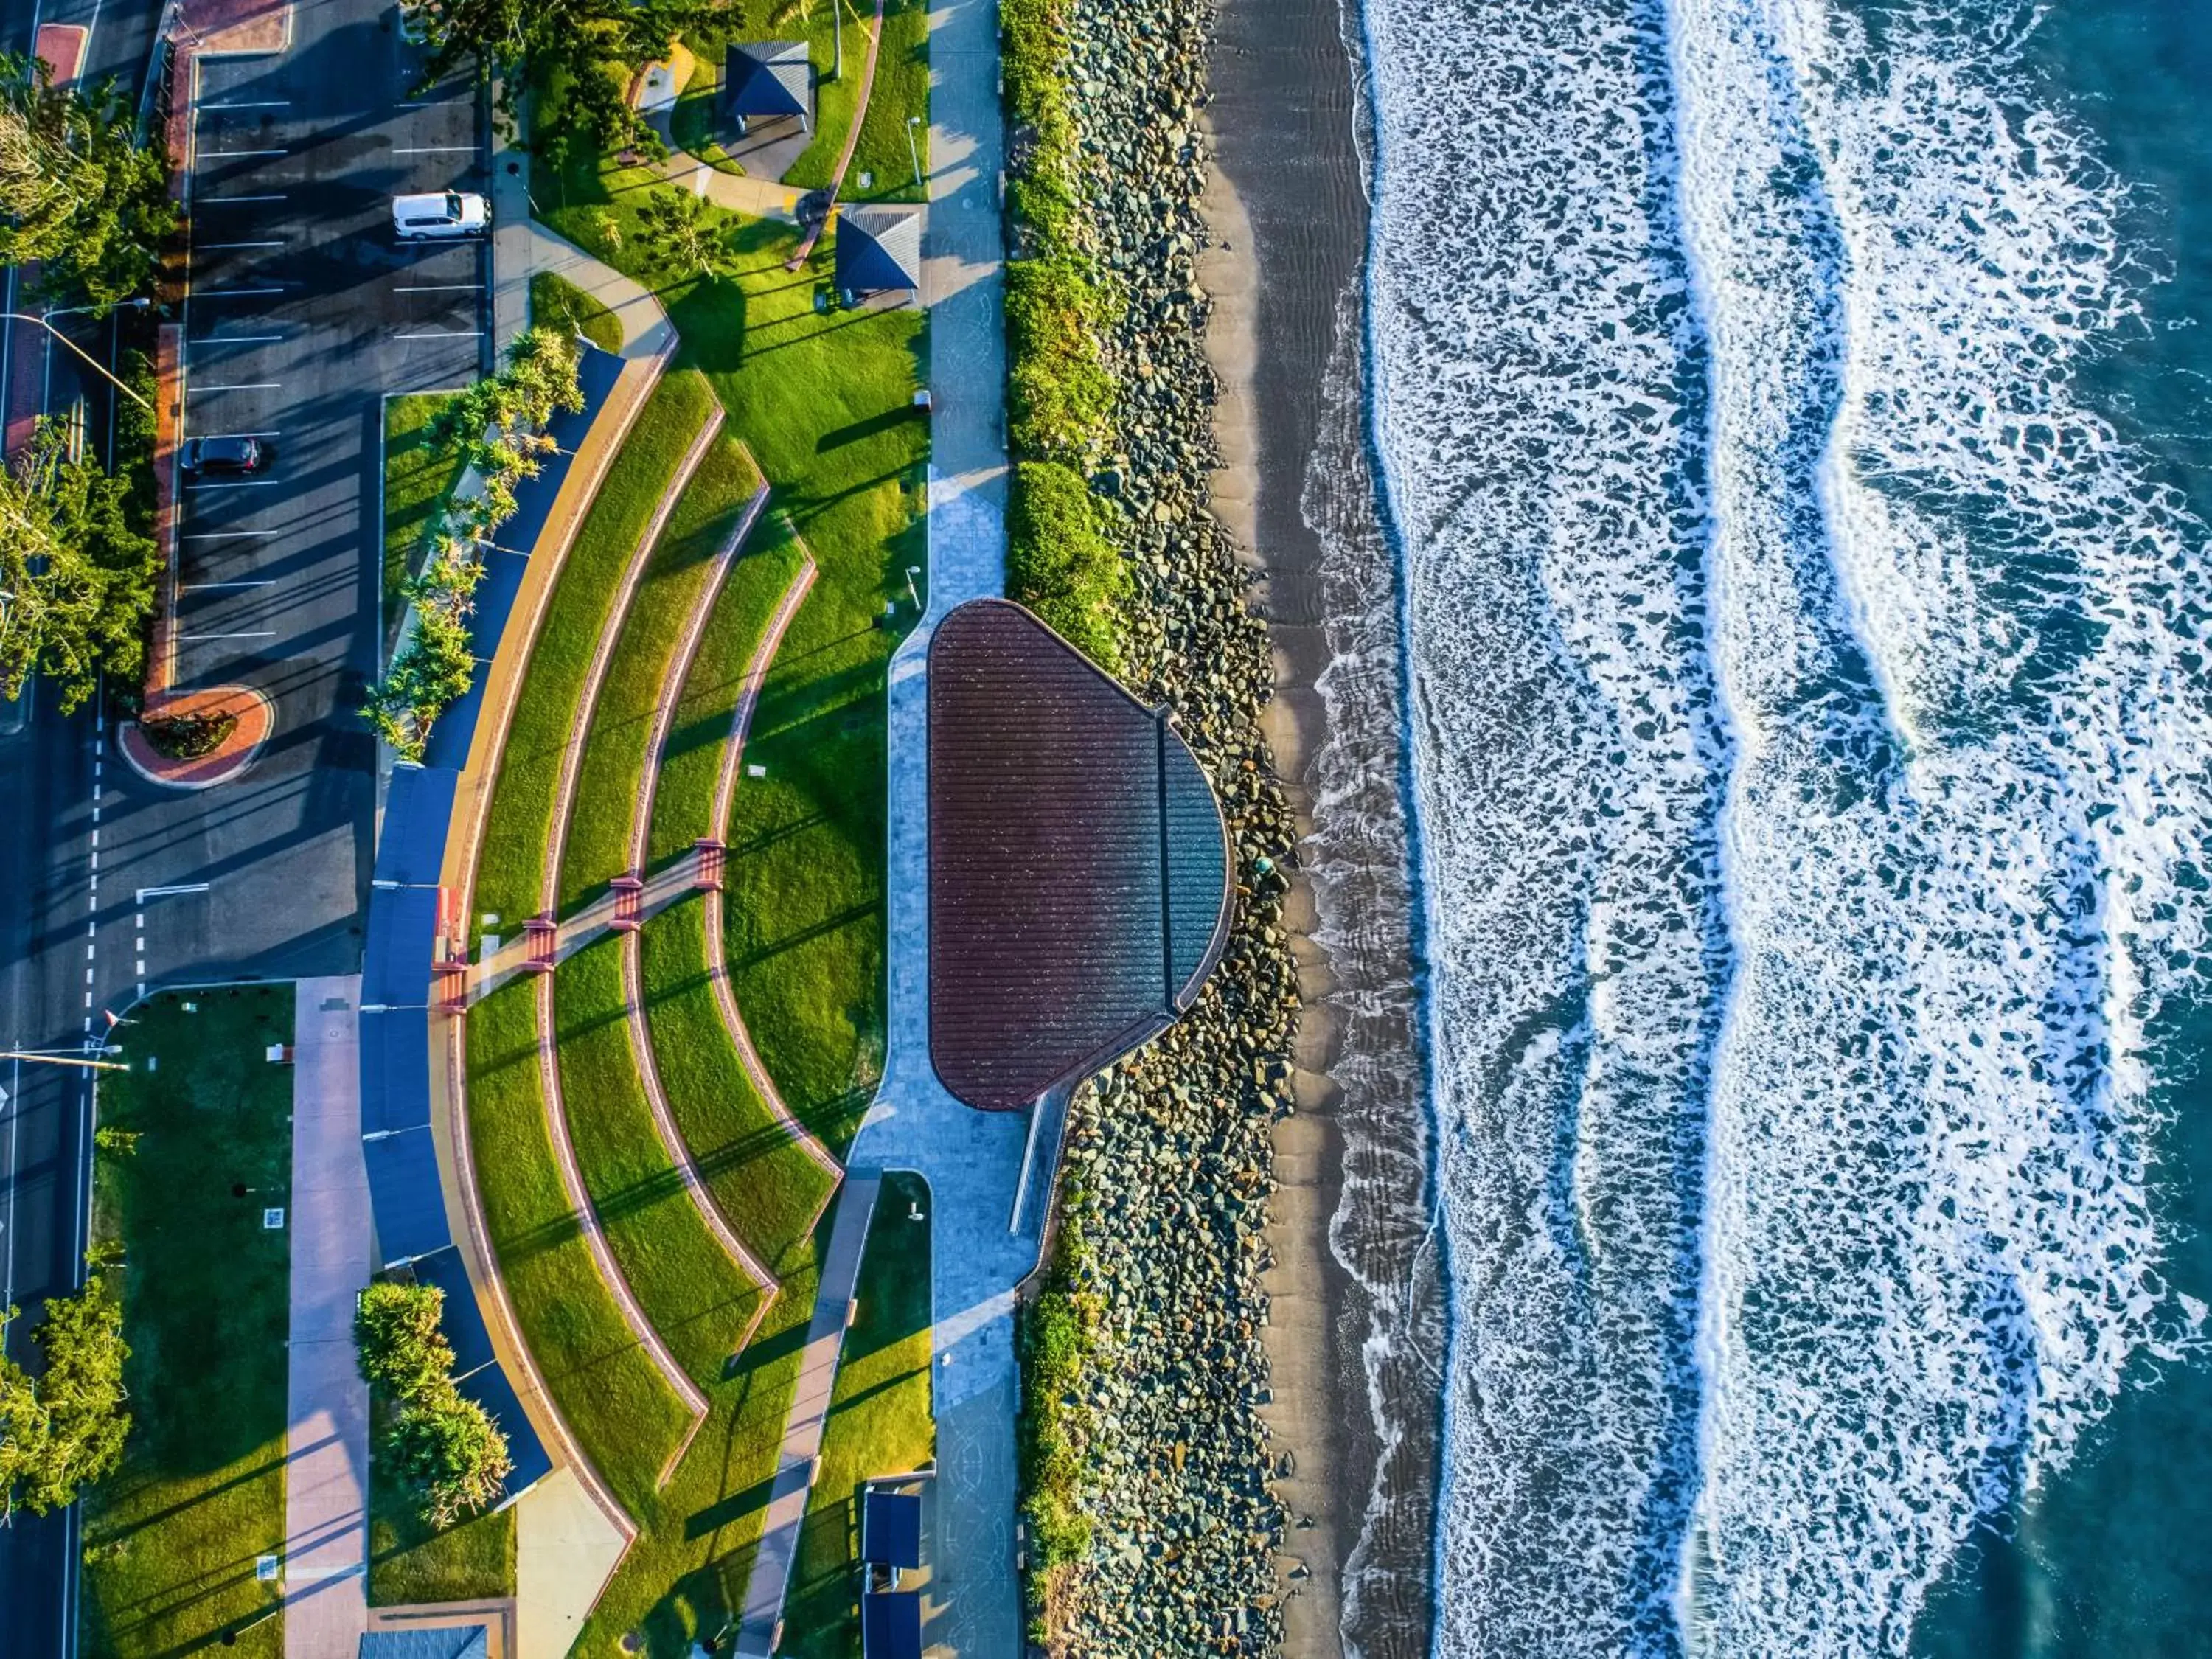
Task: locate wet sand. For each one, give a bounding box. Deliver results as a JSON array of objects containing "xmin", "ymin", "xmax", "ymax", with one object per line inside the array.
[{"xmin": 1201, "ymin": 0, "xmax": 1441, "ymax": 1654}]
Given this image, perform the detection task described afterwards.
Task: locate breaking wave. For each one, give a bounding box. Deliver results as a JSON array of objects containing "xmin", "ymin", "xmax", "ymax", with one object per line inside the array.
[{"xmin": 1356, "ymin": 0, "xmax": 2212, "ymax": 1650}]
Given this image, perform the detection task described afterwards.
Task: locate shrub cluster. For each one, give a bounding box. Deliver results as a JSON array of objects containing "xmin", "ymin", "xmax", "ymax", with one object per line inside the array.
[
  {"xmin": 1017, "ymin": 1220, "xmax": 1104, "ymax": 1577},
  {"xmin": 998, "ymin": 0, "xmax": 1123, "ymax": 673},
  {"xmin": 365, "ymin": 328, "xmax": 584, "ymax": 760},
  {"xmin": 140, "ymin": 708, "xmax": 237, "ymax": 760},
  {"xmin": 355, "ymin": 1279, "xmax": 513, "ymax": 1529}
]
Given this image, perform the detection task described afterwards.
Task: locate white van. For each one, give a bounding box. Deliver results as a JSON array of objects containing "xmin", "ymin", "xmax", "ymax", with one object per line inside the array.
[{"xmin": 393, "ymin": 189, "xmax": 490, "ymax": 241}]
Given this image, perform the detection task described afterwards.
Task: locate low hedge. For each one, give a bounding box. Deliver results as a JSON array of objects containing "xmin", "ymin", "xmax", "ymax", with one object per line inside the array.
[
  {"xmin": 1007, "ymin": 460, "xmax": 1121, "ymax": 671},
  {"xmin": 1005, "ymin": 257, "xmax": 1113, "ymax": 465}
]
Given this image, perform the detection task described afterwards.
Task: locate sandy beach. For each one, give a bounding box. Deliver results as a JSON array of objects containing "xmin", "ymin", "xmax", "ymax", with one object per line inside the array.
[{"xmin": 1203, "ymin": 0, "xmax": 1441, "ymax": 1654}]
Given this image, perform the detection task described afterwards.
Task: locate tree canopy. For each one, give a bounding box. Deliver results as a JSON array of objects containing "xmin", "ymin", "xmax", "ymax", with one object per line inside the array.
[
  {"xmin": 0, "ymin": 1275, "xmax": 132, "ymax": 1520},
  {"xmin": 0, "ymin": 55, "xmax": 175, "ymax": 313},
  {"xmin": 355, "ymin": 1276, "xmax": 513, "ymax": 1528},
  {"xmin": 0, "ymin": 408, "xmax": 162, "ymax": 713}
]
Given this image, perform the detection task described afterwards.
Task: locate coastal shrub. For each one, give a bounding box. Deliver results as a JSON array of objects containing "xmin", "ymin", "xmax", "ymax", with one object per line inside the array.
[
  {"xmin": 1019, "ymin": 1228, "xmax": 1103, "ymax": 1576},
  {"xmin": 1006, "ymin": 258, "xmax": 1113, "ymax": 462},
  {"xmin": 1001, "ymin": 0, "xmax": 1077, "ymax": 251},
  {"xmin": 1008, "ymin": 461, "xmax": 1121, "ymax": 671}
]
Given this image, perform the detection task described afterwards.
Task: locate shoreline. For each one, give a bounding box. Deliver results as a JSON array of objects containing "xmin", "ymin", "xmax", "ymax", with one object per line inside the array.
[{"xmin": 1203, "ymin": 0, "xmax": 1441, "ymax": 1653}]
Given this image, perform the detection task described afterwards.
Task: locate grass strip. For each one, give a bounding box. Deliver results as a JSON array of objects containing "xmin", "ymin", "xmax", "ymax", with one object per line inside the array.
[
  {"xmin": 837, "ymin": 0, "xmax": 930, "ymax": 204},
  {"xmin": 532, "ymin": 270, "xmax": 625, "ymax": 355},
  {"xmin": 368, "ymin": 1424, "xmax": 516, "ymax": 1606},
  {"xmin": 639, "ymin": 902, "xmax": 837, "ymax": 1276},
  {"xmin": 473, "ymin": 368, "xmax": 717, "ymax": 936},
  {"xmin": 551, "ymin": 932, "xmax": 765, "ymax": 1382},
  {"xmin": 779, "ymin": 1172, "xmax": 933, "ymax": 1659},
  {"xmin": 383, "ymin": 391, "xmax": 465, "ymax": 644},
  {"xmin": 78, "ymin": 986, "xmax": 294, "ymax": 1659},
  {"xmin": 465, "ymin": 976, "xmax": 694, "ymax": 1517},
  {"xmin": 561, "ymin": 430, "xmax": 765, "ymax": 914}
]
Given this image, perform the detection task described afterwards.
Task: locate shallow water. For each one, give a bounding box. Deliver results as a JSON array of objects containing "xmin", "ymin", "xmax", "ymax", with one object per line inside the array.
[{"xmin": 1352, "ymin": 0, "xmax": 2212, "ymax": 1651}]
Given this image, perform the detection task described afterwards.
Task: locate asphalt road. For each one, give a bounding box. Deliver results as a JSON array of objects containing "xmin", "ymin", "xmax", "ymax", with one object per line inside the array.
[{"xmin": 0, "ymin": 1, "xmax": 487, "ymax": 1649}]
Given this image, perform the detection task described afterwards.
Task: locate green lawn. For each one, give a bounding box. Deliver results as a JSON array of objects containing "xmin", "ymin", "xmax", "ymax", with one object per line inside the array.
[
  {"xmin": 550, "ymin": 933, "xmax": 765, "ymax": 1382},
  {"xmin": 368, "ymin": 1399, "xmax": 517, "ymax": 1605},
  {"xmin": 780, "ymin": 1172, "xmax": 933, "ymax": 1659},
  {"xmin": 532, "ymin": 269, "xmax": 625, "ymax": 355},
  {"xmin": 465, "ymin": 977, "xmax": 696, "ymax": 1516},
  {"xmin": 835, "ymin": 0, "xmax": 930, "ymax": 204},
  {"xmin": 560, "ymin": 428, "xmax": 764, "ymax": 915},
  {"xmin": 78, "ymin": 987, "xmax": 295, "ymax": 1659},
  {"xmin": 472, "ymin": 368, "xmax": 717, "ymax": 936},
  {"xmin": 383, "ymin": 392, "xmax": 466, "ymax": 647}
]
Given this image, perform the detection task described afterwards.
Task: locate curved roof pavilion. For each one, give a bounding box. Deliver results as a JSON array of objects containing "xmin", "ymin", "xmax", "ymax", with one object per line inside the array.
[{"xmin": 928, "ymin": 599, "xmax": 1235, "ymax": 1111}]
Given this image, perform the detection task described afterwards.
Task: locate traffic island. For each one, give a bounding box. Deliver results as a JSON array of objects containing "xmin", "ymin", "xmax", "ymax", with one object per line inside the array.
[{"xmin": 119, "ymin": 684, "xmax": 276, "ymax": 789}]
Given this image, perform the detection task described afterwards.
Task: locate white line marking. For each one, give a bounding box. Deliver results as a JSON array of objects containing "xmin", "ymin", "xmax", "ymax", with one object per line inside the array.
[
  {"xmin": 395, "ymin": 284, "xmax": 483, "ymax": 293},
  {"xmin": 201, "ymin": 100, "xmax": 291, "ymax": 109},
  {"xmin": 138, "ymin": 884, "xmax": 211, "ymax": 900},
  {"xmin": 202, "ymin": 192, "xmax": 287, "ymax": 203},
  {"xmin": 392, "ymin": 145, "xmax": 479, "ymax": 153},
  {"xmin": 189, "ymin": 333, "xmax": 285, "ymax": 344},
  {"xmin": 195, "ymin": 240, "xmax": 285, "ymax": 250},
  {"xmin": 201, "ymin": 147, "xmax": 289, "ymax": 157},
  {"xmin": 176, "ymin": 630, "xmax": 279, "ymax": 640},
  {"xmin": 197, "ymin": 287, "xmax": 285, "ymax": 297},
  {"xmin": 185, "ymin": 480, "xmax": 282, "ymax": 490},
  {"xmin": 394, "ymin": 329, "xmax": 484, "ymax": 339},
  {"xmin": 181, "ymin": 580, "xmax": 277, "ymax": 591},
  {"xmin": 190, "ymin": 383, "xmax": 281, "ymax": 392}
]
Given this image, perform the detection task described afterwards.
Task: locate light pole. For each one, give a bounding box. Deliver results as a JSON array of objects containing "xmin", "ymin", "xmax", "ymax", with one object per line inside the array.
[
  {"xmin": 3, "ymin": 299, "xmax": 155, "ymax": 414},
  {"xmin": 905, "ymin": 115, "xmax": 922, "ymax": 189}
]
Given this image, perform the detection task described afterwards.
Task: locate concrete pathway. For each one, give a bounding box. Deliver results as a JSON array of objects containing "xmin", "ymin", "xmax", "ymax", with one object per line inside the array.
[
  {"xmin": 734, "ymin": 1173, "xmax": 882, "ymax": 1658},
  {"xmin": 491, "ymin": 115, "xmax": 675, "ymax": 362},
  {"xmin": 282, "ymin": 975, "xmax": 372, "ymax": 1657},
  {"xmin": 835, "ymin": 0, "xmax": 1032, "ymax": 1652}
]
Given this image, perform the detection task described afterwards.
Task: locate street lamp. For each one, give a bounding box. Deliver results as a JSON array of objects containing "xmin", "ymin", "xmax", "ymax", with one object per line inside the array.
[
  {"xmin": 905, "ymin": 116, "xmax": 923, "ymax": 189},
  {"xmin": 1, "ymin": 299, "xmax": 155, "ymax": 413}
]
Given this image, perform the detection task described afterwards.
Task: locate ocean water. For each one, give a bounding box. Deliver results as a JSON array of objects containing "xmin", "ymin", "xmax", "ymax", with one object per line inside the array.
[{"xmin": 1350, "ymin": 0, "xmax": 2212, "ymax": 1652}]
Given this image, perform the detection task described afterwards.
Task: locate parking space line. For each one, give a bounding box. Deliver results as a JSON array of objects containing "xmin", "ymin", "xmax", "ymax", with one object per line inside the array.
[
  {"xmin": 395, "ymin": 329, "xmax": 484, "ymax": 339},
  {"xmin": 201, "ymin": 147, "xmax": 290, "ymax": 158},
  {"xmin": 189, "ymin": 335, "xmax": 285, "ymax": 346},
  {"xmin": 185, "ymin": 480, "xmax": 282, "ymax": 490},
  {"xmin": 202, "ymin": 193, "xmax": 288, "ymax": 203},
  {"xmin": 182, "ymin": 529, "xmax": 277, "ymax": 539},
  {"xmin": 201, "ymin": 100, "xmax": 292, "ymax": 109},
  {"xmin": 197, "ymin": 240, "xmax": 286, "ymax": 249},
  {"xmin": 396, "ymin": 284, "xmax": 484, "ymax": 292},
  {"xmin": 176, "ymin": 631, "xmax": 279, "ymax": 641},
  {"xmin": 180, "ymin": 580, "xmax": 277, "ymax": 591},
  {"xmin": 392, "ymin": 145, "xmax": 479, "ymax": 154},
  {"xmin": 197, "ymin": 287, "xmax": 285, "ymax": 297},
  {"xmin": 190, "ymin": 383, "xmax": 282, "ymax": 392}
]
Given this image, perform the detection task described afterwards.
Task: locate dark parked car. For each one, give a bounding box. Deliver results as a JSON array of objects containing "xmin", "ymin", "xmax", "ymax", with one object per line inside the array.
[{"xmin": 179, "ymin": 436, "xmax": 269, "ymax": 476}]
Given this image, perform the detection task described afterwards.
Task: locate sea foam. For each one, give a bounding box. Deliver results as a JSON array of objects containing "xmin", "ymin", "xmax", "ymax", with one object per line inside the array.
[{"xmin": 1360, "ymin": 0, "xmax": 2212, "ymax": 1651}]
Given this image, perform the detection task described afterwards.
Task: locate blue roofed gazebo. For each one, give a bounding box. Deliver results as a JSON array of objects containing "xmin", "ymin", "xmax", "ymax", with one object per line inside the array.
[{"xmin": 725, "ymin": 39, "xmax": 812, "ymax": 132}]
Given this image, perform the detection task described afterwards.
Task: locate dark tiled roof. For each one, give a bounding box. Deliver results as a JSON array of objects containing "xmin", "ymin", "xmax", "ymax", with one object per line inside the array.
[
  {"xmin": 928, "ymin": 599, "xmax": 1234, "ymax": 1111},
  {"xmin": 725, "ymin": 40, "xmax": 811, "ymax": 122},
  {"xmin": 836, "ymin": 205, "xmax": 922, "ymax": 293}
]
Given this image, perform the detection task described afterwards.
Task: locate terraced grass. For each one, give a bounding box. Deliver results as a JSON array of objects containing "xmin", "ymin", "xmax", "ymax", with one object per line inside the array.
[
  {"xmin": 647, "ymin": 511, "xmax": 807, "ymax": 869},
  {"xmin": 464, "ymin": 976, "xmax": 695, "ymax": 1516},
  {"xmin": 537, "ymin": 136, "xmax": 922, "ymax": 1161},
  {"xmin": 781, "ymin": 1172, "xmax": 934, "ymax": 1659},
  {"xmin": 550, "ymin": 933, "xmax": 765, "ymax": 1380},
  {"xmin": 473, "ymin": 368, "xmax": 718, "ymax": 937},
  {"xmin": 561, "ymin": 430, "xmax": 765, "ymax": 915},
  {"xmin": 79, "ymin": 987, "xmax": 294, "ymax": 1659},
  {"xmin": 533, "ymin": 270, "xmax": 624, "ymax": 355},
  {"xmin": 383, "ymin": 391, "xmax": 465, "ymax": 645}
]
